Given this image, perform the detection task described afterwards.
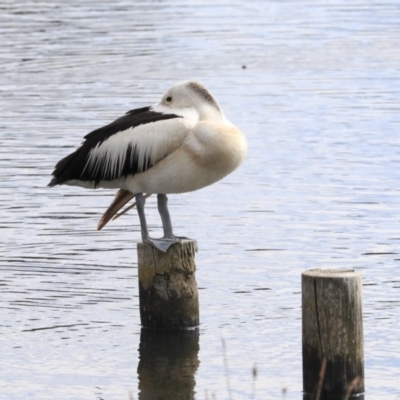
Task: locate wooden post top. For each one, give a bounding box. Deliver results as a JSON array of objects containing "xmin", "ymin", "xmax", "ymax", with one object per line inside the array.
[{"xmin": 302, "ymin": 268, "xmax": 361, "ymax": 278}]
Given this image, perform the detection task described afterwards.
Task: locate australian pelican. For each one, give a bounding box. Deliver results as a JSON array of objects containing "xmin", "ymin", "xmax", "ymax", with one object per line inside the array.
[{"xmin": 49, "ymin": 80, "xmax": 247, "ymax": 251}]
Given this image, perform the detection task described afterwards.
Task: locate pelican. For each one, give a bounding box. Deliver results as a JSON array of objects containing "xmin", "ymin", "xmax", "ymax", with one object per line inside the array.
[{"xmin": 49, "ymin": 80, "xmax": 247, "ymax": 251}]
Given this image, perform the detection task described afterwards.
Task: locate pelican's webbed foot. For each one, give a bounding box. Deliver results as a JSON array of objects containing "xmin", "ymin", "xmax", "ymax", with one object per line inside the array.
[
  {"xmin": 143, "ymin": 236, "xmax": 181, "ymax": 252},
  {"xmin": 143, "ymin": 235, "xmax": 195, "ymax": 252}
]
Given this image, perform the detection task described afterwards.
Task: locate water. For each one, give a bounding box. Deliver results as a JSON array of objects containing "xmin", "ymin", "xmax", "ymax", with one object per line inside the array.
[{"xmin": 1, "ymin": 0, "xmax": 400, "ymax": 398}]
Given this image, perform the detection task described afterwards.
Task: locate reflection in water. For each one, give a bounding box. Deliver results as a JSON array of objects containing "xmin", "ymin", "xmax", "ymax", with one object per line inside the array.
[
  {"xmin": 138, "ymin": 328, "xmax": 200, "ymax": 400},
  {"xmin": 303, "ymin": 392, "xmax": 364, "ymax": 400}
]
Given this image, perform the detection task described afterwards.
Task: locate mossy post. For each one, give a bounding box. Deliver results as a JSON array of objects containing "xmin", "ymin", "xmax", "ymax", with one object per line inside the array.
[
  {"xmin": 302, "ymin": 269, "xmax": 364, "ymax": 400},
  {"xmin": 137, "ymin": 240, "xmax": 199, "ymax": 329}
]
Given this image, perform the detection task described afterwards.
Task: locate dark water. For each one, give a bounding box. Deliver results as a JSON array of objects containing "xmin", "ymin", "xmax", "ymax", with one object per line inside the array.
[{"xmin": 1, "ymin": 0, "xmax": 400, "ymax": 399}]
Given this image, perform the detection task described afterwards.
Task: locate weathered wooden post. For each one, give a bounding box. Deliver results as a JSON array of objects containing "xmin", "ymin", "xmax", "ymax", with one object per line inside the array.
[
  {"xmin": 137, "ymin": 240, "xmax": 199, "ymax": 329},
  {"xmin": 302, "ymin": 269, "xmax": 364, "ymax": 400}
]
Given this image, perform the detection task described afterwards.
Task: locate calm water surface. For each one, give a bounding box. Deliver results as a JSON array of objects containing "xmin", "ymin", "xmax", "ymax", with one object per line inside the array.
[{"xmin": 1, "ymin": 1, "xmax": 400, "ymax": 399}]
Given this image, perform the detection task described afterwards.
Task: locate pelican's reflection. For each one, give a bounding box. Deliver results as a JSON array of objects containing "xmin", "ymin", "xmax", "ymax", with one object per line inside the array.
[{"xmin": 137, "ymin": 328, "xmax": 200, "ymax": 400}]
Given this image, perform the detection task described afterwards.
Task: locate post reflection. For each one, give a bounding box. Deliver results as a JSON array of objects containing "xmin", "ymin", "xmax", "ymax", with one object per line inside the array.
[
  {"xmin": 137, "ymin": 328, "xmax": 200, "ymax": 400},
  {"xmin": 303, "ymin": 392, "xmax": 365, "ymax": 400}
]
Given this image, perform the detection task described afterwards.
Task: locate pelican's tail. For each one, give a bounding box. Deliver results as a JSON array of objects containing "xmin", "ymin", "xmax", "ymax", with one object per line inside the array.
[{"xmin": 97, "ymin": 189, "xmax": 135, "ymax": 230}]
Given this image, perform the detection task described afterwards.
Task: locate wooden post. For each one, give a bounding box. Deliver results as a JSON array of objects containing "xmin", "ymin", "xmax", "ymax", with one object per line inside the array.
[
  {"xmin": 137, "ymin": 240, "xmax": 199, "ymax": 329},
  {"xmin": 302, "ymin": 269, "xmax": 364, "ymax": 400}
]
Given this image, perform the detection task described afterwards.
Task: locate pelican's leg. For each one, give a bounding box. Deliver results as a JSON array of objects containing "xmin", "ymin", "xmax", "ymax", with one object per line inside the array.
[
  {"xmin": 158, "ymin": 194, "xmax": 190, "ymax": 241},
  {"xmin": 157, "ymin": 194, "xmax": 174, "ymax": 238},
  {"xmin": 136, "ymin": 193, "xmax": 150, "ymax": 240},
  {"xmin": 135, "ymin": 193, "xmax": 180, "ymax": 252}
]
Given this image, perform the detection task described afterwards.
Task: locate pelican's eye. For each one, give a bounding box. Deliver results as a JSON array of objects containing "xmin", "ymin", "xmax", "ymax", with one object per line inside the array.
[{"xmin": 165, "ymin": 96, "xmax": 173, "ymax": 104}]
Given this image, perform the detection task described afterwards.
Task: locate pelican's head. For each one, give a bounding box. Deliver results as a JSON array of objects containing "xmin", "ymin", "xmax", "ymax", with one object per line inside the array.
[{"xmin": 160, "ymin": 80, "xmax": 224, "ymax": 121}]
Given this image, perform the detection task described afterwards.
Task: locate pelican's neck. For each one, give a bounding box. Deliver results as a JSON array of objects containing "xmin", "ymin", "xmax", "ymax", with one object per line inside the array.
[{"xmin": 197, "ymin": 103, "xmax": 225, "ymax": 123}]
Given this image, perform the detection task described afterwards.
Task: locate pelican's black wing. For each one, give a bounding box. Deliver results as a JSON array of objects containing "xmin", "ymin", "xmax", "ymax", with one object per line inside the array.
[{"xmin": 48, "ymin": 107, "xmax": 181, "ymax": 187}]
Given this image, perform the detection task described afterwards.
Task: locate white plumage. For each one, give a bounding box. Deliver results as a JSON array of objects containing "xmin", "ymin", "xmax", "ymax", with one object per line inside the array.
[{"xmin": 49, "ymin": 80, "xmax": 247, "ymax": 251}]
